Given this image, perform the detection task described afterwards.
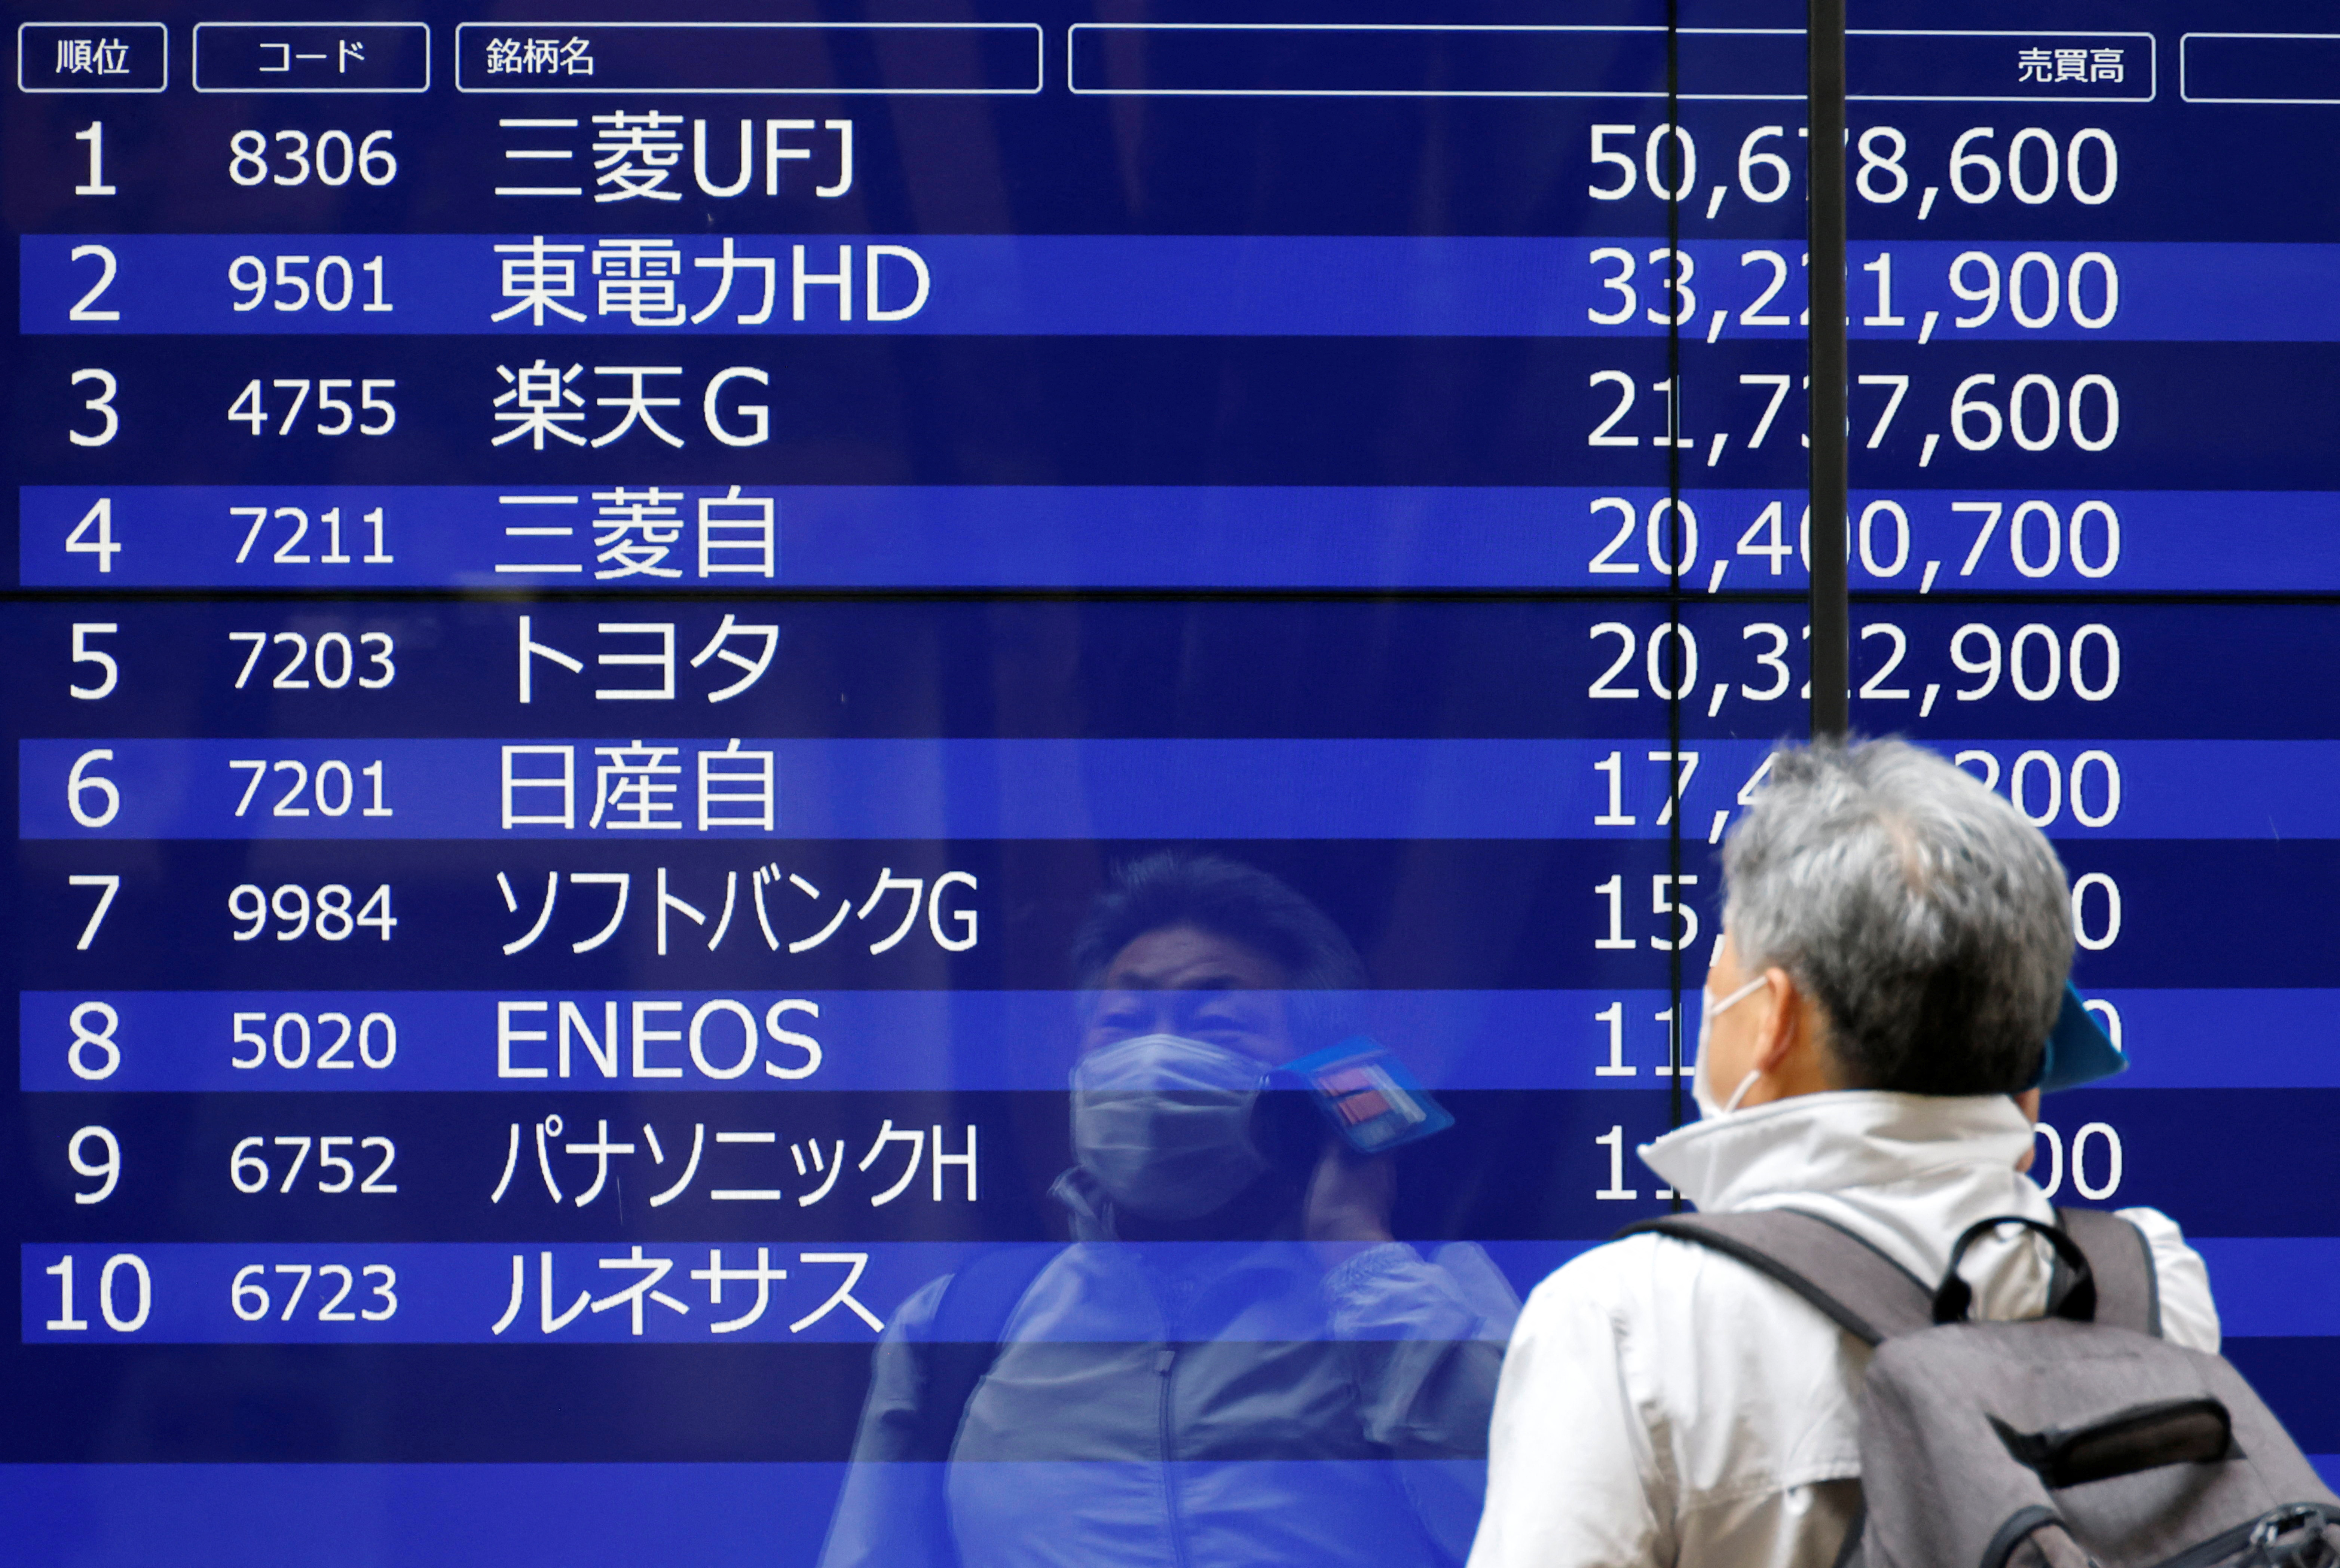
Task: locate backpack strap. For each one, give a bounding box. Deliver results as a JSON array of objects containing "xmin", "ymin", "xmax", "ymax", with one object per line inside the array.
[
  {"xmin": 2055, "ymin": 1207, "xmax": 2162, "ymax": 1338},
  {"xmin": 911, "ymin": 1244, "xmax": 1064, "ymax": 1461},
  {"xmin": 1616, "ymin": 1210, "xmax": 1936, "ymax": 1346}
]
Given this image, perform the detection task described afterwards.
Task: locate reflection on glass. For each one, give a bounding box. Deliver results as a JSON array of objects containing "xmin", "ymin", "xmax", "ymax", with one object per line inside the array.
[{"xmin": 820, "ymin": 852, "xmax": 1518, "ymax": 1567}]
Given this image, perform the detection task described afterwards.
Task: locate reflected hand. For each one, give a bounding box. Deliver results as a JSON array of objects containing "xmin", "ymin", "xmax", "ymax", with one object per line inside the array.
[{"xmin": 1304, "ymin": 1141, "xmax": 1395, "ymax": 1261}]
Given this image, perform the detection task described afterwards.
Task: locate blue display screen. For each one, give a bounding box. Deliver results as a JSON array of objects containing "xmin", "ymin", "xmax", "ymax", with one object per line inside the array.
[{"xmin": 6, "ymin": 2, "xmax": 2335, "ymax": 1561}]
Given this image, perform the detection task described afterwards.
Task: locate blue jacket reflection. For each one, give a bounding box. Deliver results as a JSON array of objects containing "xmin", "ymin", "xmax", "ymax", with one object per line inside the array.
[{"xmin": 817, "ymin": 1171, "xmax": 1518, "ymax": 1568}]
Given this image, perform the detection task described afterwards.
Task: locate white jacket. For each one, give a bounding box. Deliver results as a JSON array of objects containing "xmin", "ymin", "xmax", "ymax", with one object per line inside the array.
[{"xmin": 1467, "ymin": 1091, "xmax": 2219, "ymax": 1568}]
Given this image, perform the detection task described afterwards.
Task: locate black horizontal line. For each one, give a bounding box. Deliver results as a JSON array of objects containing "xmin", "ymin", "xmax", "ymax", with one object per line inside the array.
[
  {"xmin": 5, "ymin": 585, "xmax": 2336, "ymax": 608},
  {"xmin": 0, "ymin": 585, "xmax": 1802, "ymax": 607}
]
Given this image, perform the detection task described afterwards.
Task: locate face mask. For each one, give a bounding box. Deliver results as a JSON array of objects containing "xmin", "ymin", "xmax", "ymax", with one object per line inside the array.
[
  {"xmin": 1070, "ymin": 1034, "xmax": 1272, "ymax": 1221},
  {"xmin": 1690, "ymin": 975, "xmax": 1771, "ymax": 1120}
]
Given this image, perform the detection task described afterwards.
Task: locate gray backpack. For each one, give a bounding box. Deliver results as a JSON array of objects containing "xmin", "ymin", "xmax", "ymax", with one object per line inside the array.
[{"xmin": 1624, "ymin": 1208, "xmax": 2338, "ymax": 1568}]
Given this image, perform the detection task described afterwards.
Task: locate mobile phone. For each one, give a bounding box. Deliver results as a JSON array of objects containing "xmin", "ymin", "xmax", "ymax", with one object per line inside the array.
[{"xmin": 1283, "ymin": 1037, "xmax": 1455, "ymax": 1154}]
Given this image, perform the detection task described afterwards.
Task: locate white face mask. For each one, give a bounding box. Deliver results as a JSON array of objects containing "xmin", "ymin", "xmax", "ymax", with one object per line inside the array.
[
  {"xmin": 1069, "ymin": 1034, "xmax": 1272, "ymax": 1221},
  {"xmin": 1691, "ymin": 975, "xmax": 1771, "ymax": 1120}
]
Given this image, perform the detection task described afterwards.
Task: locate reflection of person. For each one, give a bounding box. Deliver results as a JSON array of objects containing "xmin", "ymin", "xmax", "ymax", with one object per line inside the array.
[
  {"xmin": 1469, "ymin": 740, "xmax": 2219, "ymax": 1568},
  {"xmin": 820, "ymin": 852, "xmax": 1517, "ymax": 1568}
]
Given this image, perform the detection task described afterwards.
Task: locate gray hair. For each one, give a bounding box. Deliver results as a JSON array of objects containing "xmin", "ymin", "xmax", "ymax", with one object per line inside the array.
[{"xmin": 1723, "ymin": 738, "xmax": 2068, "ymax": 1095}]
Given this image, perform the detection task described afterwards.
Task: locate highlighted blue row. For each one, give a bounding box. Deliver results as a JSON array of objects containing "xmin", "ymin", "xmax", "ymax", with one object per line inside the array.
[
  {"xmin": 26, "ymin": 738, "xmax": 2340, "ymax": 843},
  {"xmin": 19, "ymin": 988, "xmax": 2340, "ymax": 1094},
  {"xmin": 23, "ymin": 235, "xmax": 2340, "ymax": 342},
  {"xmin": 18, "ymin": 1238, "xmax": 2337, "ymax": 1345},
  {"xmin": 18, "ymin": 483, "xmax": 2332, "ymax": 592}
]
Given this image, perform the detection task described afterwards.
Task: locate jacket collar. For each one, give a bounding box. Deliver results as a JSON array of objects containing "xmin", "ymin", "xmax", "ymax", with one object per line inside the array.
[
  {"xmin": 1639, "ymin": 1089, "xmax": 2036, "ymax": 1213},
  {"xmin": 1052, "ymin": 1166, "xmax": 1118, "ymax": 1241}
]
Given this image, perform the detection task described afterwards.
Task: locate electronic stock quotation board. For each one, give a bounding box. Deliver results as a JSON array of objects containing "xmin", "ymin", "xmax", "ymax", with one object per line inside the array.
[{"xmin": 4, "ymin": 3, "xmax": 2336, "ymax": 1563}]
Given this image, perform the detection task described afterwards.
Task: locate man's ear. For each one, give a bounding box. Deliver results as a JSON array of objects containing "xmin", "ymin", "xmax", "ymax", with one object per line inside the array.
[{"xmin": 1752, "ymin": 966, "xmax": 1805, "ymax": 1074}]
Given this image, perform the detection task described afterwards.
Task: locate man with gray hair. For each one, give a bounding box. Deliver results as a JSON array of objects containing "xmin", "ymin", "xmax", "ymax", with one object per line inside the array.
[{"xmin": 1468, "ymin": 738, "xmax": 2220, "ymax": 1568}]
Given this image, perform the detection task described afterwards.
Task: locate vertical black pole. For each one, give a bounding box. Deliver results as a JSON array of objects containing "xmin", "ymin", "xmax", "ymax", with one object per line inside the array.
[{"xmin": 1807, "ymin": 0, "xmax": 1850, "ymax": 739}]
